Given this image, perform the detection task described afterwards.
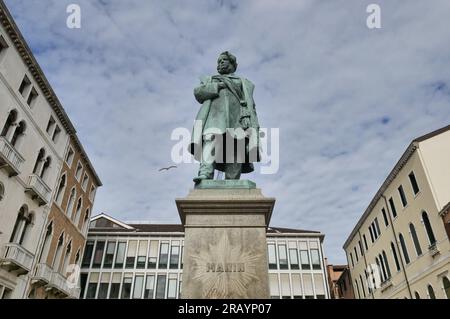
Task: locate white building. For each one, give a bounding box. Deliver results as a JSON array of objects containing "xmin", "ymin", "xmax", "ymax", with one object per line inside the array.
[
  {"xmin": 343, "ymin": 125, "xmax": 450, "ymax": 299},
  {"xmin": 80, "ymin": 213, "xmax": 330, "ymax": 299}
]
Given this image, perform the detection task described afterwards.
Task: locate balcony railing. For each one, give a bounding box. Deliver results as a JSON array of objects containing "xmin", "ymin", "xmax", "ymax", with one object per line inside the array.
[
  {"xmin": 32, "ymin": 263, "xmax": 53, "ymax": 285},
  {"xmin": 46, "ymin": 271, "xmax": 70, "ymax": 297},
  {"xmin": 25, "ymin": 174, "xmax": 51, "ymax": 206},
  {"xmin": 0, "ymin": 243, "xmax": 34, "ymax": 275},
  {"xmin": 0, "ymin": 136, "xmax": 25, "ymax": 176}
]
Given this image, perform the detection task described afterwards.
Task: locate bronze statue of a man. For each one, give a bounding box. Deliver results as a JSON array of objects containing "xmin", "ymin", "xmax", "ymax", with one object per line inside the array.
[{"xmin": 189, "ymin": 51, "xmax": 261, "ymax": 183}]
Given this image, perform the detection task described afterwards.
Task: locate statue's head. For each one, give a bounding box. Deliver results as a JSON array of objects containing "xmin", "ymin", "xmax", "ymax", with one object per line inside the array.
[{"xmin": 217, "ymin": 51, "xmax": 237, "ymax": 75}]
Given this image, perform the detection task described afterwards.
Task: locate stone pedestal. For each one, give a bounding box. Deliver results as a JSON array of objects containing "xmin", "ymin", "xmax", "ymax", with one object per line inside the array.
[{"xmin": 176, "ymin": 181, "xmax": 275, "ymax": 299}]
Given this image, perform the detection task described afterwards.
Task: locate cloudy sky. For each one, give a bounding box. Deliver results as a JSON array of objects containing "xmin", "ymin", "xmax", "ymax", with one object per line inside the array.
[{"xmin": 5, "ymin": 0, "xmax": 450, "ymax": 263}]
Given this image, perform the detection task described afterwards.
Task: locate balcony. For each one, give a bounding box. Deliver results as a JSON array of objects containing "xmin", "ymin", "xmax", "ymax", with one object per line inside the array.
[
  {"xmin": 32, "ymin": 263, "xmax": 53, "ymax": 286},
  {"xmin": 25, "ymin": 174, "xmax": 51, "ymax": 206},
  {"xmin": 0, "ymin": 243, "xmax": 34, "ymax": 275},
  {"xmin": 46, "ymin": 271, "xmax": 70, "ymax": 297},
  {"xmin": 429, "ymin": 243, "xmax": 440, "ymax": 258},
  {"xmin": 0, "ymin": 136, "xmax": 25, "ymax": 177}
]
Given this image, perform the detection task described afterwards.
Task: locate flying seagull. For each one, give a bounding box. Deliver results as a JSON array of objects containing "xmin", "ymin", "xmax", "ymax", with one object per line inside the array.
[{"xmin": 159, "ymin": 165, "xmax": 177, "ymax": 172}]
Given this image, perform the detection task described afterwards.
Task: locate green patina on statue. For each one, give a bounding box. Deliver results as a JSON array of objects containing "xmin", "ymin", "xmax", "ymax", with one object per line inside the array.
[{"xmin": 189, "ymin": 51, "xmax": 261, "ymax": 184}]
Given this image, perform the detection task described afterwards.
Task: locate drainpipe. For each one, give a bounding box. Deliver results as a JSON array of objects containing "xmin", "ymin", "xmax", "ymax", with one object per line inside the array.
[
  {"xmin": 381, "ymin": 194, "xmax": 413, "ymax": 299},
  {"xmin": 357, "ymin": 230, "xmax": 374, "ymax": 299}
]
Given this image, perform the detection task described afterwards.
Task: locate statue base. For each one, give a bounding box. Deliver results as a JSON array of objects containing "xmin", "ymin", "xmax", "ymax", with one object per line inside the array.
[
  {"xmin": 194, "ymin": 179, "xmax": 256, "ymax": 189},
  {"xmin": 176, "ymin": 182, "xmax": 275, "ymax": 299}
]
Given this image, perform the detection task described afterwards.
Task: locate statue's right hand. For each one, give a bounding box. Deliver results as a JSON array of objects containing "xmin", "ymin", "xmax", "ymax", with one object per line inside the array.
[{"xmin": 218, "ymin": 82, "xmax": 227, "ymax": 90}]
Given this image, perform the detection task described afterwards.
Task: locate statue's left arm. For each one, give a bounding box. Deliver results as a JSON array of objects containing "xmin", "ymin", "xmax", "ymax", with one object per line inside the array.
[{"xmin": 194, "ymin": 77, "xmax": 219, "ymax": 104}]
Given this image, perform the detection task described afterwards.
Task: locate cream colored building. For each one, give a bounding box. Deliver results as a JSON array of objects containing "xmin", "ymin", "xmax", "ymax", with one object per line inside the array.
[
  {"xmin": 343, "ymin": 125, "xmax": 450, "ymax": 299},
  {"xmin": 0, "ymin": 1, "xmax": 101, "ymax": 299},
  {"xmin": 80, "ymin": 214, "xmax": 330, "ymax": 299}
]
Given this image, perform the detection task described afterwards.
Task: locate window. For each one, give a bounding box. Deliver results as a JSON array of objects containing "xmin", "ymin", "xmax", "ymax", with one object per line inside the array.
[
  {"xmin": 46, "ymin": 116, "xmax": 56, "ymax": 135},
  {"xmin": 79, "ymin": 273, "xmax": 88, "ymax": 299},
  {"xmin": 267, "ymin": 243, "xmax": 277, "ymax": 270},
  {"xmin": 390, "ymin": 242, "xmax": 401, "ymax": 272},
  {"xmin": 354, "ymin": 247, "xmax": 359, "ymax": 262},
  {"xmin": 399, "ymin": 233, "xmax": 410, "ymax": 264},
  {"xmin": 40, "ymin": 156, "xmax": 51, "ymax": 180},
  {"xmin": 82, "ymin": 208, "xmax": 90, "ymax": 233},
  {"xmin": 280, "ymin": 274, "xmax": 291, "ymax": 299},
  {"xmin": 55, "ymin": 174, "xmax": 66, "ymax": 206},
  {"xmin": 358, "ymin": 240, "xmax": 364, "ymax": 256},
  {"xmin": 103, "ymin": 241, "xmax": 116, "ymax": 268},
  {"xmin": 89, "ymin": 185, "xmax": 97, "ymax": 202},
  {"xmin": 349, "ymin": 252, "xmax": 354, "ymax": 268},
  {"xmin": 52, "ymin": 125, "xmax": 61, "ymax": 143},
  {"xmin": 86, "ymin": 273, "xmax": 99, "ymax": 299},
  {"xmin": 10, "ymin": 120, "xmax": 26, "ymax": 148},
  {"xmin": 38, "ymin": 222, "xmax": 53, "ymax": 263},
  {"xmin": 9, "ymin": 206, "xmax": 33, "ymax": 246},
  {"xmin": 409, "ymin": 223, "xmax": 422, "ymax": 256},
  {"xmin": 311, "ymin": 249, "xmax": 321, "ymax": 270},
  {"xmin": 18, "ymin": 75, "xmax": 31, "ymax": 97},
  {"xmin": 414, "ymin": 291, "xmax": 421, "ymax": 299},
  {"xmin": 443, "ymin": 277, "xmax": 450, "ymax": 299},
  {"xmin": 61, "ymin": 241, "xmax": 72, "ymax": 275},
  {"xmin": 288, "ymin": 242, "xmax": 299, "ymax": 270},
  {"xmin": 299, "ymin": 242, "xmax": 310, "ymax": 270},
  {"xmin": 0, "ymin": 182, "xmax": 5, "ymax": 201},
  {"xmin": 382, "ymin": 251, "xmax": 391, "ymax": 279},
  {"xmin": 27, "ymin": 88, "xmax": 38, "ymax": 107},
  {"xmin": 155, "ymin": 275, "xmax": 167, "ymax": 299},
  {"xmin": 33, "ymin": 148, "xmax": 45, "ymax": 175},
  {"xmin": 398, "ymin": 185, "xmax": 407, "ymax": 207},
  {"xmin": 1, "ymin": 110, "xmax": 17, "ymax": 138},
  {"xmin": 66, "ymin": 188, "xmax": 76, "ymax": 216},
  {"xmin": 374, "ymin": 218, "xmax": 381, "ymax": 237},
  {"xmin": 375, "ymin": 257, "xmax": 384, "ymax": 282},
  {"xmin": 422, "ymin": 211, "xmax": 436, "ymax": 246},
  {"xmin": 109, "ymin": 273, "xmax": 121, "ymax": 299},
  {"xmin": 303, "ymin": 274, "xmax": 314, "ymax": 299},
  {"xmin": 137, "ymin": 240, "xmax": 148, "ymax": 269},
  {"xmin": 75, "ymin": 161, "xmax": 83, "ymax": 181},
  {"xmin": 354, "ymin": 279, "xmax": 361, "ymax": 299},
  {"xmin": 369, "ymin": 225, "xmax": 374, "ymax": 243},
  {"xmin": 121, "ymin": 274, "xmax": 132, "ymax": 299},
  {"xmin": 82, "ymin": 241, "xmax": 94, "ymax": 268},
  {"xmin": 144, "ymin": 275, "xmax": 155, "ymax": 299},
  {"xmin": 278, "ymin": 243, "xmax": 288, "ymax": 269},
  {"xmin": 158, "ymin": 243, "xmax": 169, "ymax": 269},
  {"xmin": 363, "ymin": 234, "xmax": 368, "ymax": 250},
  {"xmin": 133, "ymin": 275, "xmax": 144, "ymax": 299},
  {"xmin": 382, "ymin": 208, "xmax": 389, "ymax": 226},
  {"xmin": 409, "ymin": 172, "xmax": 420, "ymax": 195},
  {"xmin": 52, "ymin": 233, "xmax": 64, "ymax": 272},
  {"xmin": 389, "ymin": 197, "xmax": 397, "ymax": 218},
  {"xmin": 169, "ymin": 242, "xmax": 180, "ymax": 269},
  {"xmin": 92, "ymin": 241, "xmax": 105, "ymax": 268},
  {"xmin": 66, "ymin": 147, "xmax": 74, "ymax": 166},
  {"xmin": 147, "ymin": 241, "xmax": 158, "ymax": 269},
  {"xmin": 269, "ymin": 274, "xmax": 279, "ymax": 299},
  {"xmin": 82, "ymin": 173, "xmax": 89, "ymax": 191},
  {"xmin": 359, "ymin": 275, "xmax": 366, "ymax": 298},
  {"xmin": 291, "ymin": 274, "xmax": 302, "ymax": 299},
  {"xmin": 427, "ymin": 285, "xmax": 436, "ymax": 299},
  {"xmin": 126, "ymin": 241, "xmax": 137, "ymax": 268},
  {"xmin": 98, "ymin": 273, "xmax": 110, "ymax": 299},
  {"xmin": 0, "ymin": 35, "xmax": 8, "ymax": 60},
  {"xmin": 167, "ymin": 275, "xmax": 177, "ymax": 299}
]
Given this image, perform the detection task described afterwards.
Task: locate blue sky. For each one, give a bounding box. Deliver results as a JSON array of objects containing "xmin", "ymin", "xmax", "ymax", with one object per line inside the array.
[{"xmin": 5, "ymin": 0, "xmax": 450, "ymax": 264}]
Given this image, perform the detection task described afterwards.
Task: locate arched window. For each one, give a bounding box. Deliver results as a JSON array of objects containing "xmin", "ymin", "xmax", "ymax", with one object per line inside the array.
[
  {"xmin": 382, "ymin": 251, "xmax": 391, "ymax": 279},
  {"xmin": 38, "ymin": 222, "xmax": 53, "ymax": 264},
  {"xmin": 0, "ymin": 182, "xmax": 4, "ymax": 201},
  {"xmin": 73, "ymin": 197, "xmax": 82, "ymax": 225},
  {"xmin": 61, "ymin": 240, "xmax": 72, "ymax": 275},
  {"xmin": 52, "ymin": 233, "xmax": 64, "ymax": 271},
  {"xmin": 355, "ymin": 280, "xmax": 361, "ymax": 299},
  {"xmin": 40, "ymin": 156, "xmax": 51, "ymax": 180},
  {"xmin": 10, "ymin": 120, "xmax": 26, "ymax": 148},
  {"xmin": 1, "ymin": 109, "xmax": 17, "ymax": 138},
  {"xmin": 375, "ymin": 257, "xmax": 384, "ymax": 282},
  {"xmin": 427, "ymin": 284, "xmax": 436, "ymax": 299},
  {"xmin": 409, "ymin": 223, "xmax": 422, "ymax": 256},
  {"xmin": 32, "ymin": 148, "xmax": 45, "ymax": 175},
  {"xmin": 75, "ymin": 249, "xmax": 81, "ymax": 266},
  {"xmin": 390, "ymin": 242, "xmax": 401, "ymax": 271},
  {"xmin": 422, "ymin": 212, "xmax": 436, "ymax": 246},
  {"xmin": 399, "ymin": 233, "xmax": 410, "ymax": 264},
  {"xmin": 443, "ymin": 277, "xmax": 450, "ymax": 299},
  {"xmin": 55, "ymin": 174, "xmax": 66, "ymax": 206},
  {"xmin": 66, "ymin": 188, "xmax": 76, "ymax": 216},
  {"xmin": 359, "ymin": 275, "xmax": 366, "ymax": 298},
  {"xmin": 9, "ymin": 205, "xmax": 33, "ymax": 245},
  {"xmin": 82, "ymin": 208, "xmax": 90, "ymax": 233},
  {"xmin": 414, "ymin": 291, "xmax": 420, "ymax": 299},
  {"xmin": 378, "ymin": 254, "xmax": 387, "ymax": 281}
]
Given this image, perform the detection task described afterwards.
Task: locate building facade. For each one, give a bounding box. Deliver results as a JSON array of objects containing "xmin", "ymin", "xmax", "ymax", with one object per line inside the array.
[
  {"xmin": 0, "ymin": 1, "xmax": 101, "ymax": 299},
  {"xmin": 326, "ymin": 262, "xmax": 354, "ymax": 299},
  {"xmin": 343, "ymin": 125, "xmax": 450, "ymax": 299},
  {"xmin": 80, "ymin": 214, "xmax": 330, "ymax": 299}
]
